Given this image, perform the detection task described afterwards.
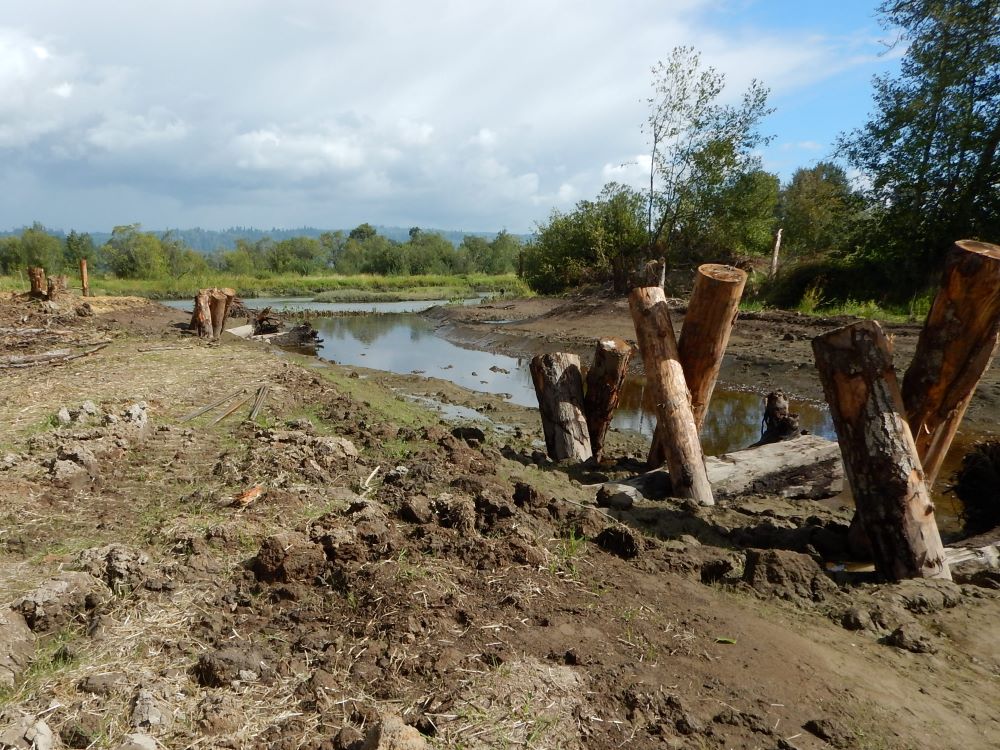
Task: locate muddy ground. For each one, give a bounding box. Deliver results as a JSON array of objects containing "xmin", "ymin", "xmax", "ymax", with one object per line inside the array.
[{"xmin": 0, "ymin": 292, "xmax": 998, "ymax": 750}]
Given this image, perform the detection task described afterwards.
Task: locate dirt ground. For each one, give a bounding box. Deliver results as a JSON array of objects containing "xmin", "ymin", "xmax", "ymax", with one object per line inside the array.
[{"xmin": 1, "ymin": 291, "xmax": 998, "ymax": 750}]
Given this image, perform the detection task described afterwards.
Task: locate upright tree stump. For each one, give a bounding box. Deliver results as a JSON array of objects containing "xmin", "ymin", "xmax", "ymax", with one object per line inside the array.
[
  {"xmin": 46, "ymin": 275, "xmax": 67, "ymax": 302},
  {"xmin": 584, "ymin": 338, "xmax": 632, "ymax": 461},
  {"xmin": 902, "ymin": 240, "xmax": 1000, "ymax": 486},
  {"xmin": 530, "ymin": 353, "xmax": 592, "ymax": 462},
  {"xmin": 813, "ymin": 320, "xmax": 950, "ymax": 581},
  {"xmin": 209, "ymin": 287, "xmax": 236, "ymax": 339},
  {"xmin": 649, "ymin": 263, "xmax": 747, "ymax": 465},
  {"xmin": 28, "ymin": 267, "xmax": 46, "ymax": 299},
  {"xmin": 629, "ymin": 286, "xmax": 714, "ymax": 506},
  {"xmin": 80, "ymin": 258, "xmax": 90, "ymax": 298},
  {"xmin": 190, "ymin": 290, "xmax": 214, "ymax": 338}
]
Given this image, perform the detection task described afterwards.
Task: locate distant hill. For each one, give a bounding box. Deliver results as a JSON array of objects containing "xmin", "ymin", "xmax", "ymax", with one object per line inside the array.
[{"xmin": 1, "ymin": 225, "xmax": 532, "ymax": 252}]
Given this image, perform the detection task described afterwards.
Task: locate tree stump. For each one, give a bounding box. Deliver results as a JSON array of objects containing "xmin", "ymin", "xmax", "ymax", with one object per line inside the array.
[
  {"xmin": 80, "ymin": 258, "xmax": 89, "ymax": 298},
  {"xmin": 583, "ymin": 338, "xmax": 632, "ymax": 460},
  {"xmin": 27, "ymin": 267, "xmax": 46, "ymax": 299},
  {"xmin": 813, "ymin": 320, "xmax": 950, "ymax": 581},
  {"xmin": 902, "ymin": 239, "xmax": 1000, "ymax": 486},
  {"xmin": 629, "ymin": 286, "xmax": 714, "ymax": 506},
  {"xmin": 190, "ymin": 290, "xmax": 213, "ymax": 338},
  {"xmin": 530, "ymin": 353, "xmax": 592, "ymax": 462},
  {"xmin": 46, "ymin": 275, "xmax": 67, "ymax": 302},
  {"xmin": 649, "ymin": 263, "xmax": 747, "ymax": 465}
]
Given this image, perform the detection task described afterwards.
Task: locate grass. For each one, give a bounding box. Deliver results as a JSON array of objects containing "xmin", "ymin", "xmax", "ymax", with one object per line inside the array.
[{"xmin": 0, "ymin": 271, "xmax": 530, "ymax": 300}]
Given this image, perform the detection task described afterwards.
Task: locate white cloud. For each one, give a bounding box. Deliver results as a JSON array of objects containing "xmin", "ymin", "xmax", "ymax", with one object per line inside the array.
[
  {"xmin": 781, "ymin": 140, "xmax": 824, "ymax": 151},
  {"xmin": 87, "ymin": 108, "xmax": 189, "ymax": 151}
]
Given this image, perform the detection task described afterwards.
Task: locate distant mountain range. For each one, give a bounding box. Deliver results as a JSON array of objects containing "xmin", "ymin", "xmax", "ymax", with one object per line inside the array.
[{"xmin": 1, "ymin": 225, "xmax": 533, "ymax": 251}]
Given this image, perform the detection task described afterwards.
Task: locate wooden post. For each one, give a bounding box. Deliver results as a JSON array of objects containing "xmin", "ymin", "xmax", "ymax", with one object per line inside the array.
[
  {"xmin": 80, "ymin": 258, "xmax": 89, "ymax": 298},
  {"xmin": 529, "ymin": 353, "xmax": 593, "ymax": 463},
  {"xmin": 902, "ymin": 240, "xmax": 1000, "ymax": 487},
  {"xmin": 28, "ymin": 267, "xmax": 46, "ymax": 298},
  {"xmin": 649, "ymin": 263, "xmax": 747, "ymax": 466},
  {"xmin": 629, "ymin": 286, "xmax": 714, "ymax": 506},
  {"xmin": 46, "ymin": 275, "xmax": 67, "ymax": 302},
  {"xmin": 583, "ymin": 338, "xmax": 632, "ymax": 461},
  {"xmin": 770, "ymin": 228, "xmax": 783, "ymax": 278},
  {"xmin": 190, "ymin": 289, "xmax": 213, "ymax": 338},
  {"xmin": 812, "ymin": 320, "xmax": 950, "ymax": 581}
]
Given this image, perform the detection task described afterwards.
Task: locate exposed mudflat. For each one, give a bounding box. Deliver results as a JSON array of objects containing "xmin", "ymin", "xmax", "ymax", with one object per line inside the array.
[{"xmin": 0, "ymin": 292, "xmax": 998, "ymax": 750}]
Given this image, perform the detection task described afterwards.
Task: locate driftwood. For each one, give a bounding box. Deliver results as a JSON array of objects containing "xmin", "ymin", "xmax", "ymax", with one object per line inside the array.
[
  {"xmin": 649, "ymin": 263, "xmax": 747, "ymax": 465},
  {"xmin": 629, "ymin": 286, "xmax": 714, "ymax": 506},
  {"xmin": 0, "ymin": 342, "xmax": 109, "ymax": 369},
  {"xmin": 813, "ymin": 320, "xmax": 950, "ymax": 581},
  {"xmin": 902, "ymin": 239, "xmax": 1000, "ymax": 487},
  {"xmin": 180, "ymin": 388, "xmax": 249, "ymax": 423},
  {"xmin": 529, "ymin": 352, "xmax": 592, "ymax": 462},
  {"xmin": 28, "ymin": 267, "xmax": 46, "ymax": 298},
  {"xmin": 584, "ymin": 338, "xmax": 632, "ymax": 461}
]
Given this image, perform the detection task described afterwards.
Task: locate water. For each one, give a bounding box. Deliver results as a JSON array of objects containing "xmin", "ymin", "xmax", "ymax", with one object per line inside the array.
[
  {"xmin": 160, "ymin": 296, "xmax": 476, "ymax": 315},
  {"xmin": 304, "ymin": 311, "xmax": 836, "ymax": 455}
]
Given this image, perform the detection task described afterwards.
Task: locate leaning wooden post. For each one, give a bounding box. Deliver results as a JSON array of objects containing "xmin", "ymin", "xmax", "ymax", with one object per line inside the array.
[
  {"xmin": 649, "ymin": 263, "xmax": 747, "ymax": 466},
  {"xmin": 629, "ymin": 286, "xmax": 714, "ymax": 506},
  {"xmin": 583, "ymin": 338, "xmax": 632, "ymax": 461},
  {"xmin": 813, "ymin": 320, "xmax": 950, "ymax": 581},
  {"xmin": 79, "ymin": 258, "xmax": 89, "ymax": 298},
  {"xmin": 530, "ymin": 353, "xmax": 593, "ymax": 462},
  {"xmin": 28, "ymin": 267, "xmax": 46, "ymax": 298},
  {"xmin": 902, "ymin": 240, "xmax": 1000, "ymax": 487}
]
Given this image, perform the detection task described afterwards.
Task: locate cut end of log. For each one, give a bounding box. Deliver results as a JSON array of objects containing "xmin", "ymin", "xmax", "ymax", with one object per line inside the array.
[
  {"xmin": 954, "ymin": 239, "xmax": 1000, "ymax": 260},
  {"xmin": 697, "ymin": 263, "xmax": 747, "ymax": 286}
]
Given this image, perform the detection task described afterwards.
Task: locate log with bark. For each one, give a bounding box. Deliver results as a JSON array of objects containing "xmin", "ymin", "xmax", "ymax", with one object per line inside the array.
[
  {"xmin": 190, "ymin": 290, "xmax": 213, "ymax": 338},
  {"xmin": 629, "ymin": 286, "xmax": 714, "ymax": 506},
  {"xmin": 530, "ymin": 352, "xmax": 593, "ymax": 463},
  {"xmin": 28, "ymin": 267, "xmax": 46, "ymax": 299},
  {"xmin": 583, "ymin": 338, "xmax": 632, "ymax": 461},
  {"xmin": 649, "ymin": 263, "xmax": 747, "ymax": 465},
  {"xmin": 813, "ymin": 320, "xmax": 950, "ymax": 581},
  {"xmin": 80, "ymin": 258, "xmax": 90, "ymax": 298},
  {"xmin": 46, "ymin": 275, "xmax": 67, "ymax": 302},
  {"xmin": 902, "ymin": 239, "xmax": 1000, "ymax": 487}
]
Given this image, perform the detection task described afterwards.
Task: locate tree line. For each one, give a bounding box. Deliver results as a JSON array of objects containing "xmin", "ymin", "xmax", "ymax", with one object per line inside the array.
[
  {"xmin": 526, "ymin": 0, "xmax": 999, "ymax": 303},
  {"xmin": 0, "ymin": 222, "xmax": 523, "ymax": 280}
]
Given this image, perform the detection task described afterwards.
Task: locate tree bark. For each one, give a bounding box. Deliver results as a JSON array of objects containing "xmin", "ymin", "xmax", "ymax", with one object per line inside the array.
[
  {"xmin": 46, "ymin": 275, "xmax": 67, "ymax": 302},
  {"xmin": 209, "ymin": 288, "xmax": 234, "ymax": 339},
  {"xmin": 770, "ymin": 228, "xmax": 783, "ymax": 278},
  {"xmin": 80, "ymin": 258, "xmax": 89, "ymax": 298},
  {"xmin": 902, "ymin": 239, "xmax": 1000, "ymax": 487},
  {"xmin": 583, "ymin": 338, "xmax": 632, "ymax": 461},
  {"xmin": 28, "ymin": 267, "xmax": 46, "ymax": 299},
  {"xmin": 812, "ymin": 320, "xmax": 950, "ymax": 581},
  {"xmin": 220, "ymin": 287, "xmax": 236, "ymax": 331},
  {"xmin": 649, "ymin": 263, "xmax": 746, "ymax": 466},
  {"xmin": 190, "ymin": 290, "xmax": 213, "ymax": 338},
  {"xmin": 629, "ymin": 286, "xmax": 714, "ymax": 506},
  {"xmin": 530, "ymin": 353, "xmax": 593, "ymax": 463}
]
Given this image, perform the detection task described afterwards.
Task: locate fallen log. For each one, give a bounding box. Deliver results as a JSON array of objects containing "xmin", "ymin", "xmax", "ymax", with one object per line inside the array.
[
  {"xmin": 902, "ymin": 239, "xmax": 1000, "ymax": 487},
  {"xmin": 0, "ymin": 342, "xmax": 110, "ymax": 369},
  {"xmin": 530, "ymin": 352, "xmax": 592, "ymax": 462},
  {"xmin": 584, "ymin": 338, "xmax": 632, "ymax": 461},
  {"xmin": 813, "ymin": 320, "xmax": 950, "ymax": 581},
  {"xmin": 649, "ymin": 263, "xmax": 747, "ymax": 465},
  {"xmin": 629, "ymin": 286, "xmax": 713, "ymax": 506}
]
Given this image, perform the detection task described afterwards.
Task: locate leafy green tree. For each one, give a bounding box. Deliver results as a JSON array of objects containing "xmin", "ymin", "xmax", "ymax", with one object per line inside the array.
[
  {"xmin": 406, "ymin": 231, "xmax": 455, "ymax": 274},
  {"xmin": 160, "ymin": 232, "xmax": 210, "ymax": 277},
  {"xmin": 778, "ymin": 162, "xmax": 861, "ymax": 257},
  {"xmin": 64, "ymin": 230, "xmax": 98, "ymax": 269},
  {"xmin": 0, "ymin": 236, "xmax": 22, "ymax": 274},
  {"xmin": 524, "ymin": 183, "xmax": 647, "ymax": 293},
  {"xmin": 690, "ymin": 168, "xmax": 780, "ymax": 258},
  {"xmin": 839, "ymin": 0, "xmax": 1000, "ymax": 278},
  {"xmin": 349, "ymin": 223, "xmax": 378, "ymax": 242},
  {"xmin": 20, "ymin": 223, "xmax": 64, "ymax": 272},
  {"xmin": 645, "ymin": 46, "xmax": 773, "ymax": 257},
  {"xmin": 103, "ymin": 224, "xmax": 168, "ymax": 279}
]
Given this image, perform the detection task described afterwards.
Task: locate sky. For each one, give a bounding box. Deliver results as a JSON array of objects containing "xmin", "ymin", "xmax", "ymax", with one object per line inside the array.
[{"xmin": 0, "ymin": 0, "xmax": 902, "ymax": 234}]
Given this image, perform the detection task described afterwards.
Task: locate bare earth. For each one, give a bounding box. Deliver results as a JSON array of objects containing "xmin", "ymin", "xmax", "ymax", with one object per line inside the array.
[{"xmin": 0, "ymin": 291, "xmax": 998, "ymax": 750}]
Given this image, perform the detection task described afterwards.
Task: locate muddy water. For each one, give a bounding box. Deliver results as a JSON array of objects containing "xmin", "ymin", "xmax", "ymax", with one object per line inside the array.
[{"xmin": 306, "ymin": 312, "xmax": 837, "ymax": 455}]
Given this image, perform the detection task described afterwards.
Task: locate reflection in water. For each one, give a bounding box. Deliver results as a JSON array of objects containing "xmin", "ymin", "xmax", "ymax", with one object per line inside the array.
[{"xmin": 308, "ymin": 312, "xmax": 836, "ymax": 455}]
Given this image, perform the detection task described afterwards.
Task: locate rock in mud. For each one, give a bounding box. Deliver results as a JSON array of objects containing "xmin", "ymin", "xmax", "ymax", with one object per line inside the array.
[
  {"xmin": 193, "ymin": 646, "xmax": 277, "ymax": 687},
  {"xmin": 252, "ymin": 532, "xmax": 328, "ymax": 583},
  {"xmin": 803, "ymin": 718, "xmax": 855, "ymax": 748},
  {"xmin": 399, "ymin": 495, "xmax": 434, "ymax": 525},
  {"xmin": 0, "ymin": 453, "xmax": 17, "ymax": 471},
  {"xmin": 313, "ymin": 435, "xmax": 359, "ymax": 464},
  {"xmin": 884, "ymin": 622, "xmax": 937, "ymax": 654},
  {"xmin": 887, "ymin": 578, "xmax": 962, "ymax": 614},
  {"xmin": 0, "ymin": 715, "xmax": 55, "ymax": 750},
  {"xmin": 131, "ymin": 687, "xmax": 173, "ymax": 731},
  {"xmin": 595, "ymin": 526, "xmax": 642, "ymax": 559},
  {"xmin": 742, "ymin": 548, "xmax": 838, "ymax": 603},
  {"xmin": 361, "ymin": 714, "xmax": 427, "ymax": 750},
  {"xmin": 56, "ymin": 407, "xmax": 72, "ymax": 426},
  {"xmin": 596, "ymin": 483, "xmax": 640, "ymax": 510},
  {"xmin": 124, "ymin": 402, "xmax": 149, "ymax": 433},
  {"xmin": 432, "ymin": 493, "xmax": 476, "ymax": 532},
  {"xmin": 12, "ymin": 571, "xmax": 108, "ymax": 632},
  {"xmin": 50, "ymin": 459, "xmax": 91, "ymax": 488},
  {"xmin": 0, "ymin": 609, "xmax": 36, "ymax": 691},
  {"xmin": 78, "ymin": 671, "xmax": 126, "ymax": 696},
  {"xmin": 451, "ymin": 425, "xmax": 486, "ymax": 446}
]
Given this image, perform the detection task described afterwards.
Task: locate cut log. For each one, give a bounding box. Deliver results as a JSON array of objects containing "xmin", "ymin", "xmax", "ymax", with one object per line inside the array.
[
  {"xmin": 529, "ymin": 352, "xmax": 593, "ymax": 463},
  {"xmin": 902, "ymin": 239, "xmax": 1000, "ymax": 487},
  {"xmin": 46, "ymin": 275, "xmax": 67, "ymax": 302},
  {"xmin": 584, "ymin": 338, "xmax": 632, "ymax": 460},
  {"xmin": 650, "ymin": 263, "xmax": 747, "ymax": 465},
  {"xmin": 209, "ymin": 289, "xmax": 229, "ymax": 339},
  {"xmin": 813, "ymin": 320, "xmax": 950, "ymax": 581},
  {"xmin": 190, "ymin": 290, "xmax": 213, "ymax": 338},
  {"xmin": 28, "ymin": 267, "xmax": 46, "ymax": 299},
  {"xmin": 80, "ymin": 258, "xmax": 89, "ymax": 298},
  {"xmin": 629, "ymin": 286, "xmax": 714, "ymax": 506}
]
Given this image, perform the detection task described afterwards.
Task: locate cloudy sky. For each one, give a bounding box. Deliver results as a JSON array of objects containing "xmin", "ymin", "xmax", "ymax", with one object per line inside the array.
[{"xmin": 0, "ymin": 0, "xmax": 901, "ymax": 234}]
